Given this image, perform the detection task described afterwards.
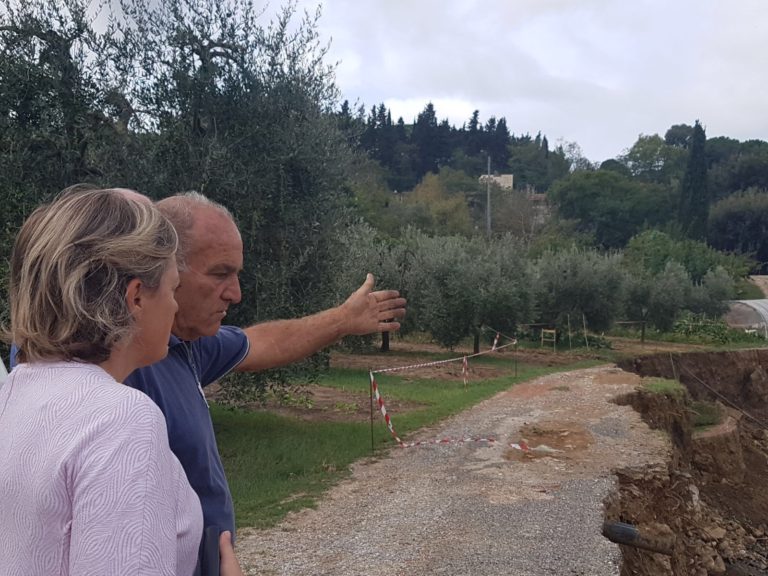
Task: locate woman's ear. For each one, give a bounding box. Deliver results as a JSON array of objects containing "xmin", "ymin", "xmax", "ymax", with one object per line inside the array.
[{"xmin": 125, "ymin": 278, "xmax": 144, "ymax": 316}]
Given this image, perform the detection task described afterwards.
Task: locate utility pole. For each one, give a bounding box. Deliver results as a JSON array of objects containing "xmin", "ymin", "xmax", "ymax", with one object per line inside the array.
[{"xmin": 486, "ymin": 154, "xmax": 491, "ymax": 238}]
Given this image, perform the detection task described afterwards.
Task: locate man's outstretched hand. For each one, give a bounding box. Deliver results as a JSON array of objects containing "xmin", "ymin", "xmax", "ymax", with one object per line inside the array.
[
  {"xmin": 341, "ymin": 273, "xmax": 407, "ymax": 336},
  {"xmin": 237, "ymin": 273, "xmax": 407, "ymax": 372}
]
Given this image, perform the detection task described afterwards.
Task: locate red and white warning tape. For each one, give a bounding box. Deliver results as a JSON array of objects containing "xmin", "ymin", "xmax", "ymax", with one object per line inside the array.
[
  {"xmin": 400, "ymin": 436, "xmax": 497, "ymax": 449},
  {"xmin": 371, "ymin": 340, "xmax": 516, "ymax": 376},
  {"xmin": 369, "ymin": 329, "xmax": 518, "ymax": 446},
  {"xmin": 370, "ymin": 371, "xmax": 403, "ymax": 446}
]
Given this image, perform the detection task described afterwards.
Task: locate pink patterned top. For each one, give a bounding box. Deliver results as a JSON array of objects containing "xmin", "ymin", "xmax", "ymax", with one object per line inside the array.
[{"xmin": 0, "ymin": 361, "xmax": 203, "ymax": 575}]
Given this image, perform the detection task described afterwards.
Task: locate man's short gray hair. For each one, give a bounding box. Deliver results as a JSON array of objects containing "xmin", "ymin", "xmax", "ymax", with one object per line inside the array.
[{"xmin": 155, "ymin": 191, "xmax": 236, "ymax": 269}]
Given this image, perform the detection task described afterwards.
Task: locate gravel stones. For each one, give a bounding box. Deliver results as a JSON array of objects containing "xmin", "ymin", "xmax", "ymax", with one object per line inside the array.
[{"xmin": 237, "ymin": 366, "xmax": 669, "ymax": 576}]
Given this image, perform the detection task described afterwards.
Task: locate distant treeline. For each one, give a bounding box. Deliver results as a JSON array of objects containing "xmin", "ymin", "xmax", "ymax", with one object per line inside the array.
[
  {"xmin": 340, "ymin": 102, "xmax": 573, "ymax": 192},
  {"xmin": 347, "ymin": 101, "xmax": 768, "ymax": 202},
  {"xmin": 345, "ymin": 101, "xmax": 768, "ymax": 268}
]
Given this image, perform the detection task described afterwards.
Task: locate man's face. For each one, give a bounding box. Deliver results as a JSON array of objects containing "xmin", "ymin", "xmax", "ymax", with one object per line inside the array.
[{"xmin": 172, "ymin": 207, "xmax": 243, "ymax": 341}]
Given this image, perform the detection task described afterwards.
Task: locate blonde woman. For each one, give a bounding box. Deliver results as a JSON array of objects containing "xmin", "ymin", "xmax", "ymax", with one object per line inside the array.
[{"xmin": 0, "ymin": 189, "xmax": 207, "ymax": 575}]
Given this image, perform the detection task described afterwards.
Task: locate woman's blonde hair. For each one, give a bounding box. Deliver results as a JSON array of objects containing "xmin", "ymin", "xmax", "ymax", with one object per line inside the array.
[{"xmin": 8, "ymin": 188, "xmax": 178, "ymax": 364}]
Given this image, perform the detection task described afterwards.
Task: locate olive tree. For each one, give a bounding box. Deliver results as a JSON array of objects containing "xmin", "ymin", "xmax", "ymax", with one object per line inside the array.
[
  {"xmin": 329, "ymin": 220, "xmax": 411, "ymax": 350},
  {"xmin": 401, "ymin": 231, "xmax": 533, "ymax": 350},
  {"xmin": 403, "ymin": 233, "xmax": 479, "ymax": 349},
  {"xmin": 688, "ymin": 266, "xmax": 735, "ymax": 318},
  {"xmin": 0, "ymin": 0, "xmax": 357, "ymax": 394},
  {"xmin": 646, "ymin": 261, "xmax": 691, "ymax": 332},
  {"xmin": 532, "ymin": 247, "xmax": 624, "ymax": 333},
  {"xmin": 101, "ymin": 0, "xmax": 354, "ymax": 328},
  {"xmin": 622, "ymin": 261, "xmax": 733, "ymax": 332},
  {"xmin": 0, "ymin": 0, "xmax": 114, "ymax": 360}
]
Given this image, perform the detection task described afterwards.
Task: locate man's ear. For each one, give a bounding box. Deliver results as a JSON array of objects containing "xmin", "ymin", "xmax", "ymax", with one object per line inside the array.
[{"xmin": 125, "ymin": 278, "xmax": 144, "ymax": 316}]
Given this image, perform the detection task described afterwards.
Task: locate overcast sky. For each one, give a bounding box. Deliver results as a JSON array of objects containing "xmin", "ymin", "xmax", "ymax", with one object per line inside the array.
[{"xmin": 276, "ymin": 0, "xmax": 768, "ymax": 164}]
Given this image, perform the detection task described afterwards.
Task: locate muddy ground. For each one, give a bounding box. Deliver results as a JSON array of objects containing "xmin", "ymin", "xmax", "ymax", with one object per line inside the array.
[{"xmin": 225, "ymin": 339, "xmax": 768, "ymax": 575}]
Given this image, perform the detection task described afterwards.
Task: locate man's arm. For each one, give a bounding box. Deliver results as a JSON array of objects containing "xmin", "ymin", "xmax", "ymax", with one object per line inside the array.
[{"xmin": 235, "ymin": 274, "xmax": 406, "ymax": 372}]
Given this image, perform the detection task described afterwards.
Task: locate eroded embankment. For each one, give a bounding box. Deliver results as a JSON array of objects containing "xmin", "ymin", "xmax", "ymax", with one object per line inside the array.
[{"xmin": 606, "ymin": 349, "xmax": 768, "ymax": 575}]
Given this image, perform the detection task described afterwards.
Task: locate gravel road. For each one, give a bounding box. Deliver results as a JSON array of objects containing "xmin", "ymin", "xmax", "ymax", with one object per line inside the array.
[{"xmin": 237, "ymin": 365, "xmax": 670, "ymax": 576}]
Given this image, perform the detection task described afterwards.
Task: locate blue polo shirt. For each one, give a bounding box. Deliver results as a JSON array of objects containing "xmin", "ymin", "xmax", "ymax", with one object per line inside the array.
[{"xmin": 124, "ymin": 326, "xmax": 249, "ymax": 535}]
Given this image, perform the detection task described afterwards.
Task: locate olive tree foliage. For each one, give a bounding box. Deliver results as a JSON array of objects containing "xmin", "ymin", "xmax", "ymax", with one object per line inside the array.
[
  {"xmin": 2, "ymin": 0, "xmax": 353, "ymax": 324},
  {"xmin": 623, "ymin": 230, "xmax": 752, "ymax": 282},
  {"xmin": 621, "ymin": 268, "xmax": 653, "ymax": 324},
  {"xmin": 472, "ymin": 234, "xmax": 534, "ymax": 348},
  {"xmin": 620, "ymin": 230, "xmax": 739, "ymax": 330},
  {"xmin": 400, "ymin": 231, "xmax": 533, "ymax": 350},
  {"xmin": 689, "ymin": 267, "xmax": 735, "ymax": 318},
  {"xmin": 621, "ymin": 261, "xmax": 734, "ymax": 331},
  {"xmin": 0, "ymin": 0, "xmax": 111, "ymax": 350},
  {"xmin": 328, "ymin": 220, "xmax": 410, "ymax": 349},
  {"xmin": 645, "ymin": 261, "xmax": 691, "ymax": 332},
  {"xmin": 0, "ymin": 0, "xmax": 356, "ymax": 392},
  {"xmin": 531, "ymin": 248, "xmax": 624, "ymax": 333},
  {"xmin": 330, "ymin": 221, "xmax": 408, "ymax": 297},
  {"xmin": 401, "ymin": 234, "xmax": 480, "ymax": 349},
  {"xmin": 101, "ymin": 0, "xmax": 353, "ymax": 326},
  {"xmin": 118, "ymin": 0, "xmax": 361, "ymax": 401}
]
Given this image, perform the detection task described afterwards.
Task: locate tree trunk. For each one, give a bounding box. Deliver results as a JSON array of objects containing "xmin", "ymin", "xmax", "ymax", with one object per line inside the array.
[{"xmin": 381, "ymin": 331, "xmax": 390, "ymax": 352}]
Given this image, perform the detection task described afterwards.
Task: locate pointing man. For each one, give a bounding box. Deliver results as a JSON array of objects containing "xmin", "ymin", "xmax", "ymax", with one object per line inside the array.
[{"xmin": 125, "ymin": 191, "xmax": 407, "ymax": 536}]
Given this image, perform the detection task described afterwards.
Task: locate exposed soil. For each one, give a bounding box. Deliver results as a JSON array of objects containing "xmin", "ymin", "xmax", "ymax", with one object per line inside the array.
[
  {"xmin": 612, "ymin": 349, "xmax": 768, "ymax": 575},
  {"xmin": 503, "ymin": 420, "xmax": 594, "ymax": 463}
]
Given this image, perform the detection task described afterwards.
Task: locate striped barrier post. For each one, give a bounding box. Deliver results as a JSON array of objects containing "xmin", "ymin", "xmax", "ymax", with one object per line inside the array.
[{"xmin": 370, "ymin": 371, "xmax": 403, "ymax": 446}]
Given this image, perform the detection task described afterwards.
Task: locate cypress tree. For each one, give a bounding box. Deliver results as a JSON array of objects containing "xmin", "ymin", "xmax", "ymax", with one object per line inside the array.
[{"xmin": 678, "ymin": 120, "xmax": 709, "ymax": 240}]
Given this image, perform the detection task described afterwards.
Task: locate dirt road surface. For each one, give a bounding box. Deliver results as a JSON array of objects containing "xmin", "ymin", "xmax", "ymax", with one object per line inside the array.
[{"xmin": 236, "ymin": 365, "xmax": 669, "ymax": 576}]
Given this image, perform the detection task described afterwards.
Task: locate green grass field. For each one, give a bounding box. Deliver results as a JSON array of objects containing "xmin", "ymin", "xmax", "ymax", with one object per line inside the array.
[{"xmin": 213, "ymin": 355, "xmax": 599, "ymax": 529}]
